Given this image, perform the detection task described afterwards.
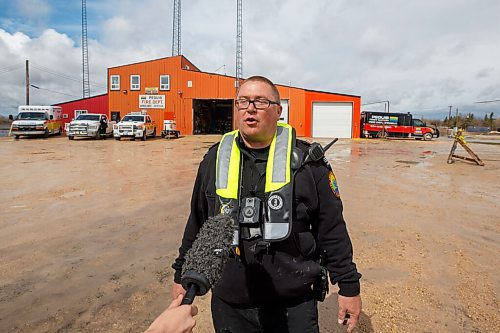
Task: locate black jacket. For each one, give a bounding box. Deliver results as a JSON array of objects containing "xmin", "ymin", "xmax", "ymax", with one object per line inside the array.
[{"xmin": 172, "ymin": 137, "xmax": 361, "ymax": 305}]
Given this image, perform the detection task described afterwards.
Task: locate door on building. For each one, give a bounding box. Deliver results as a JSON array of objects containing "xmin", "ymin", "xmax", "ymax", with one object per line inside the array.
[
  {"xmin": 279, "ymin": 99, "xmax": 289, "ymax": 123},
  {"xmin": 110, "ymin": 111, "xmax": 121, "ymax": 122},
  {"xmin": 312, "ymin": 102, "xmax": 353, "ymax": 138},
  {"xmin": 193, "ymin": 99, "xmax": 233, "ymax": 134}
]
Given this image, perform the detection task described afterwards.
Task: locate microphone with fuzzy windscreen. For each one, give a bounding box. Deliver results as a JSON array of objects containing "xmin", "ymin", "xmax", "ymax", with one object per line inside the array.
[{"xmin": 180, "ymin": 214, "xmax": 236, "ymax": 305}]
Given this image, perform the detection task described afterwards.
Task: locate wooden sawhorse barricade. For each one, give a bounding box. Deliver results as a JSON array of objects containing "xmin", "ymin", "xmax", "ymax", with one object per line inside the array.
[{"xmin": 447, "ymin": 130, "xmax": 484, "ymax": 166}]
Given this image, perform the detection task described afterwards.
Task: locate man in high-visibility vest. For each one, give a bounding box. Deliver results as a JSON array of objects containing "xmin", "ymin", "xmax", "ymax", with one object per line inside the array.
[{"xmin": 172, "ymin": 76, "xmax": 362, "ymax": 333}]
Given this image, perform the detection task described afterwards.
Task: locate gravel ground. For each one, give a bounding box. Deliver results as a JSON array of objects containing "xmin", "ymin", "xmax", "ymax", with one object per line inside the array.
[{"xmin": 0, "ymin": 134, "xmax": 498, "ymax": 332}]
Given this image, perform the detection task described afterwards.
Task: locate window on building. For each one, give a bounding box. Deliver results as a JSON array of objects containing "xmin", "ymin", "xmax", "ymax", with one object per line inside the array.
[
  {"xmin": 110, "ymin": 75, "xmax": 120, "ymax": 90},
  {"xmin": 131, "ymin": 75, "xmax": 140, "ymax": 90},
  {"xmin": 74, "ymin": 110, "xmax": 88, "ymax": 119},
  {"xmin": 160, "ymin": 75, "xmax": 170, "ymax": 91}
]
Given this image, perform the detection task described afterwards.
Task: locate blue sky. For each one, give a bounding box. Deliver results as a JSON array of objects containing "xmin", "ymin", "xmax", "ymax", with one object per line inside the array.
[
  {"xmin": 0, "ymin": 0, "xmax": 105, "ymax": 40},
  {"xmin": 1, "ymin": 0, "xmax": 499, "ymax": 119}
]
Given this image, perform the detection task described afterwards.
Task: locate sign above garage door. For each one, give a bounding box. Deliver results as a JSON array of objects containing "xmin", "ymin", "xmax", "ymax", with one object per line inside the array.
[{"xmin": 312, "ymin": 102, "xmax": 353, "ymax": 138}]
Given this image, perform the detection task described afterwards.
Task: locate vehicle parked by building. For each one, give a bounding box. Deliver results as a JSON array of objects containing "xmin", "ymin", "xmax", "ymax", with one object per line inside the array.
[
  {"xmin": 9, "ymin": 106, "xmax": 63, "ymax": 139},
  {"xmin": 161, "ymin": 120, "xmax": 180, "ymax": 138},
  {"xmin": 113, "ymin": 111, "xmax": 156, "ymax": 141},
  {"xmin": 67, "ymin": 114, "xmax": 114, "ymax": 140},
  {"xmin": 361, "ymin": 111, "xmax": 439, "ymax": 140}
]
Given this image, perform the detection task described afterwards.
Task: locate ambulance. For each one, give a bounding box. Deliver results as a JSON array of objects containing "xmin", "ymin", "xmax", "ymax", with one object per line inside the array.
[{"xmin": 9, "ymin": 106, "xmax": 63, "ymax": 139}]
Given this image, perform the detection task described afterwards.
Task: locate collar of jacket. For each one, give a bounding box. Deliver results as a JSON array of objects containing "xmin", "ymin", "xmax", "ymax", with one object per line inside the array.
[{"xmin": 216, "ymin": 124, "xmax": 293, "ymax": 199}]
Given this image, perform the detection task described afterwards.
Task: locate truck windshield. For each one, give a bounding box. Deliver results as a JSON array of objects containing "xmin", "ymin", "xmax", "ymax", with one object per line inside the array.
[
  {"xmin": 76, "ymin": 114, "xmax": 100, "ymax": 121},
  {"xmin": 122, "ymin": 116, "xmax": 144, "ymax": 122},
  {"xmin": 16, "ymin": 112, "xmax": 47, "ymax": 120}
]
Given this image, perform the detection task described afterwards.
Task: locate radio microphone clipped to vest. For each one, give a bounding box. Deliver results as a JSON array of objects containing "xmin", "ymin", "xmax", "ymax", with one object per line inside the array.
[
  {"xmin": 304, "ymin": 138, "xmax": 338, "ymax": 164},
  {"xmin": 181, "ymin": 215, "xmax": 236, "ymax": 305}
]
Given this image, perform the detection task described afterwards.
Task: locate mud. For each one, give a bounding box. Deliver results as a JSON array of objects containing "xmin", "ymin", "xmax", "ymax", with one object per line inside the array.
[{"xmin": 0, "ymin": 135, "xmax": 498, "ymax": 332}]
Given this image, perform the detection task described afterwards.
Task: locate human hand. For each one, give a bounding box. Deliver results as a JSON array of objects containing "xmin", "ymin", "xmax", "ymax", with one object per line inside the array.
[
  {"xmin": 171, "ymin": 282, "xmax": 186, "ymax": 300},
  {"xmin": 337, "ymin": 294, "xmax": 362, "ymax": 333},
  {"xmin": 144, "ymin": 294, "xmax": 198, "ymax": 333}
]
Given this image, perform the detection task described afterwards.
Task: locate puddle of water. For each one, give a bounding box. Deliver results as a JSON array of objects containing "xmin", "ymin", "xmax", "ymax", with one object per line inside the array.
[{"xmin": 396, "ymin": 160, "xmax": 420, "ymax": 165}]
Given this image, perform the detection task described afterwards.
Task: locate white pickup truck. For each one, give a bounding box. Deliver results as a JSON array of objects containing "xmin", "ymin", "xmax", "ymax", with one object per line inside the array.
[
  {"xmin": 67, "ymin": 114, "xmax": 114, "ymax": 140},
  {"xmin": 113, "ymin": 112, "xmax": 156, "ymax": 141}
]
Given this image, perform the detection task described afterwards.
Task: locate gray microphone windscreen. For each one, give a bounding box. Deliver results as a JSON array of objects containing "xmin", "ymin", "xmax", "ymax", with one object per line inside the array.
[{"xmin": 181, "ymin": 214, "xmax": 235, "ymax": 292}]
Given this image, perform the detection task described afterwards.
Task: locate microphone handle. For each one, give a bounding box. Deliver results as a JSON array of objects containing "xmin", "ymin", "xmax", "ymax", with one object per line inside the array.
[{"xmin": 181, "ymin": 283, "xmax": 199, "ymax": 305}]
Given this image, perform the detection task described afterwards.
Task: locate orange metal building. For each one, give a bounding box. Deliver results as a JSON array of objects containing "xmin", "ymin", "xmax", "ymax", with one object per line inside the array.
[{"xmin": 108, "ymin": 55, "xmax": 361, "ymax": 138}]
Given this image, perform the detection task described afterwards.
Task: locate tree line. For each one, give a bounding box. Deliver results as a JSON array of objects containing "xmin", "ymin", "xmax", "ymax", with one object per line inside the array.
[{"xmin": 429, "ymin": 112, "xmax": 498, "ymax": 131}]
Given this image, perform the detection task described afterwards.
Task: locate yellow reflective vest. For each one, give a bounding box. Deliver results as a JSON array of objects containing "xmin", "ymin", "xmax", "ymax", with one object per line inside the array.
[{"xmin": 216, "ymin": 123, "xmax": 294, "ymax": 242}]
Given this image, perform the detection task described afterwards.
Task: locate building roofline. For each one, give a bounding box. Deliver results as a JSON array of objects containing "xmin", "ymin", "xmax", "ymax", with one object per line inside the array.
[
  {"xmin": 108, "ymin": 55, "xmax": 200, "ymax": 71},
  {"xmin": 107, "ymin": 56, "xmax": 360, "ymax": 98},
  {"xmin": 302, "ymin": 88, "xmax": 360, "ymax": 98},
  {"xmin": 53, "ymin": 93, "xmax": 108, "ymax": 106}
]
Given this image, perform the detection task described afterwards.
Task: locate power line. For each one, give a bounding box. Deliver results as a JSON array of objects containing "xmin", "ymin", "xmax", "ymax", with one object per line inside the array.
[
  {"xmin": 30, "ymin": 63, "xmax": 106, "ymax": 88},
  {"xmin": 30, "ymin": 84, "xmax": 81, "ymax": 99},
  {"xmin": 475, "ymin": 99, "xmax": 500, "ymax": 104},
  {"xmin": 0, "ymin": 64, "xmax": 24, "ymax": 75}
]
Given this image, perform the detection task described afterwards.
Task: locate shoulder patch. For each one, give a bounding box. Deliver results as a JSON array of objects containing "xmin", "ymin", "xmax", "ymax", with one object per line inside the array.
[{"xmin": 328, "ymin": 171, "xmax": 340, "ymax": 198}]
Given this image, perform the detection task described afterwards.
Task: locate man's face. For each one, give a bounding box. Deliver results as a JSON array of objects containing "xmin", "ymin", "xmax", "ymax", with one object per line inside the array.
[{"xmin": 236, "ymin": 81, "xmax": 282, "ymax": 148}]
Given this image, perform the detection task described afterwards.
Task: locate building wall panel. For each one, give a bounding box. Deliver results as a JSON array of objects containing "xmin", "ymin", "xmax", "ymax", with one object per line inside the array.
[
  {"xmin": 54, "ymin": 94, "xmax": 108, "ymax": 129},
  {"xmin": 305, "ymin": 91, "xmax": 361, "ymax": 138},
  {"xmin": 107, "ymin": 55, "xmax": 361, "ymax": 138}
]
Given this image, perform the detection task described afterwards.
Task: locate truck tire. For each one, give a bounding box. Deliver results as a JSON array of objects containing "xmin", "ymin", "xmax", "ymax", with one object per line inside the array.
[
  {"xmin": 115, "ymin": 137, "xmax": 120, "ymax": 141},
  {"xmin": 423, "ymin": 132, "xmax": 433, "ymax": 141},
  {"xmin": 58, "ymin": 127, "xmax": 62, "ymax": 135},
  {"xmin": 68, "ymin": 135, "xmax": 74, "ymax": 140},
  {"xmin": 151, "ymin": 127, "xmax": 156, "ymax": 138},
  {"xmin": 175, "ymin": 131, "xmax": 179, "ymax": 138},
  {"xmin": 43, "ymin": 128, "xmax": 49, "ymax": 138},
  {"xmin": 141, "ymin": 130, "xmax": 147, "ymax": 141},
  {"xmin": 14, "ymin": 135, "xmax": 20, "ymax": 139}
]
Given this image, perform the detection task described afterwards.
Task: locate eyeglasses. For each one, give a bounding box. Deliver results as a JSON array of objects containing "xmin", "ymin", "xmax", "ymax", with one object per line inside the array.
[{"xmin": 235, "ymin": 98, "xmax": 280, "ymax": 110}]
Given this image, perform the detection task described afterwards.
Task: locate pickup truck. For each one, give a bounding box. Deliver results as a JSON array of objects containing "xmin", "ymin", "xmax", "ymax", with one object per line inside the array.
[
  {"xmin": 67, "ymin": 114, "xmax": 115, "ymax": 140},
  {"xmin": 113, "ymin": 112, "xmax": 156, "ymax": 141}
]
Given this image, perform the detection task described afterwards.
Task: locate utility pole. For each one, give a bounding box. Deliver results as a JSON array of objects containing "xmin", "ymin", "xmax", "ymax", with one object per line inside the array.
[
  {"xmin": 172, "ymin": 0, "xmax": 181, "ymax": 56},
  {"xmin": 82, "ymin": 0, "xmax": 90, "ymax": 98},
  {"xmin": 455, "ymin": 107, "xmax": 459, "ymax": 128},
  {"xmin": 448, "ymin": 105, "xmax": 453, "ymax": 126},
  {"xmin": 235, "ymin": 0, "xmax": 243, "ymax": 88},
  {"xmin": 25, "ymin": 60, "xmax": 29, "ymax": 105}
]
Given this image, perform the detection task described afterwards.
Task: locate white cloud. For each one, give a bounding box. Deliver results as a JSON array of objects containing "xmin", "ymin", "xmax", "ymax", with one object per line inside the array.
[{"xmin": 1, "ymin": 0, "xmax": 500, "ymax": 118}]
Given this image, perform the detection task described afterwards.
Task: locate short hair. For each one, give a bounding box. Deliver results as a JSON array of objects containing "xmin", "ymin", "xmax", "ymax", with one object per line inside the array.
[{"xmin": 238, "ymin": 75, "xmax": 281, "ymax": 102}]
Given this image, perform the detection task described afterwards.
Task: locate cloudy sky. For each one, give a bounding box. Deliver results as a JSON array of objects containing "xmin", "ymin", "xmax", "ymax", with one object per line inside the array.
[{"xmin": 1, "ymin": 0, "xmax": 499, "ymax": 119}]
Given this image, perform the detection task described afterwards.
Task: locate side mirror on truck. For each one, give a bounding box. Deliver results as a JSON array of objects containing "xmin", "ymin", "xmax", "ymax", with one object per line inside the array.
[
  {"xmin": 8, "ymin": 115, "xmax": 13, "ymax": 120},
  {"xmin": 50, "ymin": 115, "xmax": 54, "ymax": 120}
]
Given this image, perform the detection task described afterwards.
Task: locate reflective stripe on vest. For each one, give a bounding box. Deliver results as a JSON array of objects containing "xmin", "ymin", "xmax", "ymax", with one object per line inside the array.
[
  {"xmin": 216, "ymin": 123, "xmax": 293, "ymax": 199},
  {"xmin": 216, "ymin": 130, "xmax": 240, "ymax": 199}
]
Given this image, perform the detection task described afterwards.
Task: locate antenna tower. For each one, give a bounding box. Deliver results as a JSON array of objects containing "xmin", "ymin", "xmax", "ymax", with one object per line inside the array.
[
  {"xmin": 82, "ymin": 0, "xmax": 90, "ymax": 98},
  {"xmin": 172, "ymin": 0, "xmax": 182, "ymax": 56},
  {"xmin": 235, "ymin": 0, "xmax": 243, "ymax": 86}
]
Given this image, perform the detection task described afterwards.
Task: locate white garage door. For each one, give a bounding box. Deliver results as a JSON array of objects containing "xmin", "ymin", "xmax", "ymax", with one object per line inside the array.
[{"xmin": 312, "ymin": 102, "xmax": 353, "ymax": 138}]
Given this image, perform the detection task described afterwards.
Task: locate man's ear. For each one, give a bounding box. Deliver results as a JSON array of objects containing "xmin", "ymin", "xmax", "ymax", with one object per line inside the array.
[{"xmin": 277, "ymin": 105, "xmax": 283, "ymax": 119}]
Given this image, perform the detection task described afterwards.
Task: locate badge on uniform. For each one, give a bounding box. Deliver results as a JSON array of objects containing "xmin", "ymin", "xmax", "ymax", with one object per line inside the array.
[{"xmin": 328, "ymin": 171, "xmax": 340, "ymax": 198}]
